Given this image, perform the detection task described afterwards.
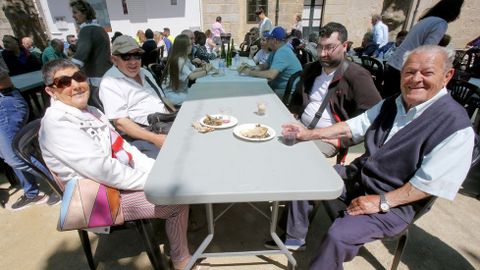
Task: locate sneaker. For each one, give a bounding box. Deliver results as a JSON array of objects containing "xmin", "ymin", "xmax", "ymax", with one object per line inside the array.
[
  {"xmin": 264, "ymin": 238, "xmax": 306, "ymax": 251},
  {"xmin": 47, "ymin": 192, "xmax": 61, "ymax": 206},
  {"xmin": 10, "ymin": 193, "xmax": 48, "ymax": 211}
]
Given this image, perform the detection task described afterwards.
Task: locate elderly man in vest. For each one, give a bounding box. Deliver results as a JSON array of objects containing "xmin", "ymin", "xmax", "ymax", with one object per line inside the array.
[{"xmin": 282, "ymin": 45, "xmax": 474, "ymax": 269}]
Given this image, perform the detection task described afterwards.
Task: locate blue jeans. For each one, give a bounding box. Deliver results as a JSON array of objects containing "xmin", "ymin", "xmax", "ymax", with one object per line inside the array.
[{"xmin": 0, "ymin": 89, "xmax": 40, "ymax": 198}]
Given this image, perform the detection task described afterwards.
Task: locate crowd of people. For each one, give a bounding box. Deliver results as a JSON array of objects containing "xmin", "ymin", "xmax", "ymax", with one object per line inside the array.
[{"xmin": 1, "ymin": 0, "xmax": 479, "ymax": 269}]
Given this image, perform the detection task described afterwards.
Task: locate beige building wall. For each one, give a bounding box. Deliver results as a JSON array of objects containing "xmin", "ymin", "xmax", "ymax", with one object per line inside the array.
[
  {"xmin": 322, "ymin": 0, "xmax": 380, "ymax": 48},
  {"xmin": 0, "ymin": 0, "xmax": 14, "ymax": 40},
  {"xmin": 201, "ymin": 0, "xmax": 302, "ymax": 47}
]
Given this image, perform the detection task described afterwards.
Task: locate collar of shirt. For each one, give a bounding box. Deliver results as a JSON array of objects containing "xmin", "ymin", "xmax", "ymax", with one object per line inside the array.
[
  {"xmin": 108, "ymin": 65, "xmax": 147, "ymax": 85},
  {"xmin": 79, "ymin": 20, "xmax": 100, "ymax": 29},
  {"xmin": 394, "ymin": 87, "xmax": 448, "ymax": 122}
]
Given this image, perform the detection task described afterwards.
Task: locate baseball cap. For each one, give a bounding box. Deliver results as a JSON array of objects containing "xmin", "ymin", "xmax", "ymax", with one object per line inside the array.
[
  {"xmin": 263, "ymin": 27, "xmax": 286, "ymax": 41},
  {"xmin": 111, "ymin": 35, "xmax": 144, "ymax": 55}
]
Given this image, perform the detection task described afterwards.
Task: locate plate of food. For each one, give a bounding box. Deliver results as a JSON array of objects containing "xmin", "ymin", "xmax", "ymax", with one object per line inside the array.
[
  {"xmin": 233, "ymin": 123, "xmax": 276, "ymax": 142},
  {"xmin": 199, "ymin": 114, "xmax": 238, "ymax": 129}
]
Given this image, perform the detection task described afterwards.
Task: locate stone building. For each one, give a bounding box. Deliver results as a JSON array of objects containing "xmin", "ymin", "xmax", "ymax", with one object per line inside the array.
[{"xmin": 0, "ymin": 0, "xmax": 478, "ymax": 50}]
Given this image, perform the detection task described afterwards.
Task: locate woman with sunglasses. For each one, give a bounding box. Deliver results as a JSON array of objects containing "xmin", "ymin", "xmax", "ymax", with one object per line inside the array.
[
  {"xmin": 161, "ymin": 34, "xmax": 213, "ymax": 106},
  {"xmin": 39, "ymin": 59, "xmax": 197, "ymax": 270}
]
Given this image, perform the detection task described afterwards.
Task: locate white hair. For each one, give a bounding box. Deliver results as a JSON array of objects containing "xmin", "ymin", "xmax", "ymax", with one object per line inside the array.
[{"xmin": 402, "ymin": 45, "xmax": 455, "ymax": 71}]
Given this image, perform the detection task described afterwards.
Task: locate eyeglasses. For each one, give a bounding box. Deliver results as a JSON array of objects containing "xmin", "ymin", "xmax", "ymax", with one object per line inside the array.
[
  {"xmin": 117, "ymin": 53, "xmax": 142, "ymax": 61},
  {"xmin": 318, "ymin": 43, "xmax": 342, "ymax": 54},
  {"xmin": 49, "ymin": 71, "xmax": 87, "ymax": 88}
]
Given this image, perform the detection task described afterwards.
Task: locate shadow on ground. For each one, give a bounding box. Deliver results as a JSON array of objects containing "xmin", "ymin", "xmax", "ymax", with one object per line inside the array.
[{"xmin": 292, "ymin": 204, "xmax": 477, "ymax": 270}]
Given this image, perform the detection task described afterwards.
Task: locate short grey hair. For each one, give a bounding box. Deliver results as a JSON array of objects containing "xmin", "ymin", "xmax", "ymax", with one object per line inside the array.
[
  {"xmin": 42, "ymin": 59, "xmax": 78, "ymax": 86},
  {"xmin": 402, "ymin": 45, "xmax": 455, "ymax": 72}
]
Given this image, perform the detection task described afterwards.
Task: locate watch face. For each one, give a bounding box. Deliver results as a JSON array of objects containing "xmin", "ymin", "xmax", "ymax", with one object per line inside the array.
[{"xmin": 380, "ymin": 203, "xmax": 389, "ymax": 211}]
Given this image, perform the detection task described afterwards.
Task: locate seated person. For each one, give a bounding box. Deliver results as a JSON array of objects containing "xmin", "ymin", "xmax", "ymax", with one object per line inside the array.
[
  {"xmin": 161, "ymin": 34, "xmax": 212, "ymax": 106},
  {"xmin": 264, "ymin": 22, "xmax": 381, "ymax": 251},
  {"xmin": 1, "ymin": 35, "xmax": 41, "ymax": 76},
  {"xmin": 0, "ymin": 59, "xmax": 59, "ymax": 210},
  {"xmin": 249, "ymin": 36, "xmax": 270, "ymax": 65},
  {"xmin": 100, "ymin": 35, "xmax": 172, "ymax": 158},
  {"xmin": 374, "ymin": 30, "xmax": 408, "ymax": 60},
  {"xmin": 193, "ymin": 31, "xmax": 216, "ymax": 63},
  {"xmin": 238, "ymin": 27, "xmax": 302, "ymax": 97},
  {"xmin": 42, "ymin": 39, "xmax": 67, "ymax": 64},
  {"xmin": 353, "ymin": 32, "xmax": 378, "ymax": 57},
  {"xmin": 283, "ymin": 45, "xmax": 474, "ymax": 269},
  {"xmin": 304, "ymin": 32, "xmax": 318, "ymax": 61},
  {"xmin": 21, "ymin": 37, "xmax": 42, "ymax": 59},
  {"xmin": 141, "ymin": 28, "xmax": 158, "ymax": 66},
  {"xmin": 205, "ymin": 29, "xmax": 217, "ymax": 54},
  {"xmin": 39, "ymin": 59, "xmax": 194, "ymax": 270}
]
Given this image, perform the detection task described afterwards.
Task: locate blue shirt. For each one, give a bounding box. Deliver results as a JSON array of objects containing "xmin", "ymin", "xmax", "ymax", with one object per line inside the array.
[
  {"xmin": 346, "ymin": 88, "xmax": 474, "ymax": 200},
  {"xmin": 268, "ymin": 43, "xmax": 302, "ymax": 93}
]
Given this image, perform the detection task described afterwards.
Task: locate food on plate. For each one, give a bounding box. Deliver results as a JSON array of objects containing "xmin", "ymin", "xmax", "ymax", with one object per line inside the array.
[
  {"xmin": 203, "ymin": 114, "xmax": 225, "ymax": 126},
  {"xmin": 240, "ymin": 124, "xmax": 270, "ymax": 139}
]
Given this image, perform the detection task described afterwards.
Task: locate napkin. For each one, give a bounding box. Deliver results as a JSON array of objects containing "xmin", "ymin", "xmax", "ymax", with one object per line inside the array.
[{"xmin": 192, "ymin": 122, "xmax": 215, "ymax": 133}]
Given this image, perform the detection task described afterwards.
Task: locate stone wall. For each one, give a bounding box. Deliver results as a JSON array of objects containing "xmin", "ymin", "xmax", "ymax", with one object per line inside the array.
[
  {"xmin": 0, "ymin": 0, "xmax": 14, "ymax": 40},
  {"xmin": 201, "ymin": 0, "xmax": 302, "ymax": 47}
]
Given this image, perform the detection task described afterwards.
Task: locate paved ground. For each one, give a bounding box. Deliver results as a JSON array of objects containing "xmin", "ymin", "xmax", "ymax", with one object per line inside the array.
[{"xmin": 1, "ymin": 146, "xmax": 479, "ymax": 270}]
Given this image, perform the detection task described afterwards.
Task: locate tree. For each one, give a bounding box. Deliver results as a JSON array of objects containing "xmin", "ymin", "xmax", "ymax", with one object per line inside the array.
[{"xmin": 2, "ymin": 0, "xmax": 48, "ymax": 49}]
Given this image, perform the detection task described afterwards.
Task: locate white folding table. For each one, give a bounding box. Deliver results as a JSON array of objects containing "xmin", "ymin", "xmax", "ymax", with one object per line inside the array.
[{"xmin": 144, "ymin": 81, "xmax": 343, "ymax": 269}]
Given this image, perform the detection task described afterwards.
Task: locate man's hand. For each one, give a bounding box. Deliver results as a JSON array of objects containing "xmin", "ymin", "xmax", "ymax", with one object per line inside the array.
[
  {"xmin": 346, "ymin": 195, "xmax": 381, "ymax": 215},
  {"xmin": 237, "ymin": 65, "xmax": 251, "ymax": 75},
  {"xmin": 281, "ymin": 123, "xmax": 313, "ymax": 141},
  {"xmin": 152, "ymin": 134, "xmax": 166, "ymax": 148}
]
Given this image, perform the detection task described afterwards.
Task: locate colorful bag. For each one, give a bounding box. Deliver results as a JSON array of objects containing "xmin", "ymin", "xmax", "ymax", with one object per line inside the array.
[{"xmin": 58, "ymin": 178, "xmax": 124, "ymax": 231}]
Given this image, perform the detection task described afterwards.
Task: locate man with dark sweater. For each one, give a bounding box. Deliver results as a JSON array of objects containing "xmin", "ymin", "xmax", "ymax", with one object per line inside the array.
[
  {"xmin": 282, "ymin": 45, "xmax": 474, "ymax": 269},
  {"xmin": 264, "ymin": 22, "xmax": 381, "ymax": 252}
]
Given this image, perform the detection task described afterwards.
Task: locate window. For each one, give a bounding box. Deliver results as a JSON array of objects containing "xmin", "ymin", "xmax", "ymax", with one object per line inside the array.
[
  {"xmin": 246, "ymin": 0, "xmax": 268, "ymax": 23},
  {"xmin": 302, "ymin": 0, "xmax": 324, "ymax": 36}
]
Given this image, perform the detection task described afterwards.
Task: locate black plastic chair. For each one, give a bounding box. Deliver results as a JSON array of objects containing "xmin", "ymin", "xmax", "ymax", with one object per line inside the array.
[
  {"xmin": 447, "ymin": 79, "xmax": 480, "ymax": 118},
  {"xmin": 12, "ymin": 119, "xmax": 166, "ymax": 270},
  {"xmin": 148, "ymin": 63, "xmax": 166, "ymax": 89},
  {"xmin": 296, "ymin": 48, "xmax": 314, "ymax": 67},
  {"xmin": 360, "ymin": 56, "xmax": 384, "ymax": 94},
  {"xmin": 281, "ymin": 71, "xmax": 302, "ymax": 107}
]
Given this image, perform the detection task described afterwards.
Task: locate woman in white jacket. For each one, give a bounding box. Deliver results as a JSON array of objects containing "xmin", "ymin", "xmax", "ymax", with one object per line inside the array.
[{"xmin": 38, "ymin": 59, "xmax": 194, "ymax": 270}]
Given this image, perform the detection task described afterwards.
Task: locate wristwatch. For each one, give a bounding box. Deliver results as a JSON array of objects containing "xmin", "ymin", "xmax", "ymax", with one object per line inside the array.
[{"xmin": 379, "ymin": 193, "xmax": 391, "ymax": 213}]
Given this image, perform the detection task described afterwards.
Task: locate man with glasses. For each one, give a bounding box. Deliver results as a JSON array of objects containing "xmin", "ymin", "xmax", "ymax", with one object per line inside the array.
[
  {"xmin": 99, "ymin": 35, "xmax": 171, "ymax": 158},
  {"xmin": 239, "ymin": 26, "xmax": 302, "ymax": 97},
  {"xmin": 264, "ymin": 22, "xmax": 381, "ymax": 251}
]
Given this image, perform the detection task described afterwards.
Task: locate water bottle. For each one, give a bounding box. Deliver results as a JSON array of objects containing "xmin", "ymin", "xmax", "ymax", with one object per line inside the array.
[
  {"xmin": 234, "ymin": 52, "xmax": 240, "ymax": 68},
  {"xmin": 219, "ymin": 60, "xmax": 225, "ymax": 75}
]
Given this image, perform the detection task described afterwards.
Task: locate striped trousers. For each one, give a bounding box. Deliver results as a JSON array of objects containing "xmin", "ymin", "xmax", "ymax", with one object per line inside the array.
[{"xmin": 120, "ymin": 190, "xmax": 190, "ymax": 263}]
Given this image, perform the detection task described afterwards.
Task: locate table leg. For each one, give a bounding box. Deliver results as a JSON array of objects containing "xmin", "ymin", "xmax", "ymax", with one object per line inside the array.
[
  {"xmin": 184, "ymin": 203, "xmax": 214, "ymax": 270},
  {"xmin": 270, "ymin": 201, "xmax": 297, "ymax": 269}
]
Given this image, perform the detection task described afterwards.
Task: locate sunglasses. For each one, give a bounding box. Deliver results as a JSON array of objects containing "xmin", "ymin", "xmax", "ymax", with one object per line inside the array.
[
  {"xmin": 117, "ymin": 53, "xmax": 142, "ymax": 61},
  {"xmin": 49, "ymin": 71, "xmax": 87, "ymax": 88}
]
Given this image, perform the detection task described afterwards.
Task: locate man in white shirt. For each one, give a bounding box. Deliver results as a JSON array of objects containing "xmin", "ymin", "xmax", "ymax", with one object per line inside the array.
[
  {"xmin": 256, "ymin": 8, "xmax": 273, "ymax": 35},
  {"xmin": 100, "ymin": 35, "xmax": 171, "ymax": 158},
  {"xmin": 371, "ymin": 14, "xmax": 389, "ymax": 48},
  {"xmin": 283, "ymin": 45, "xmax": 474, "ymax": 269}
]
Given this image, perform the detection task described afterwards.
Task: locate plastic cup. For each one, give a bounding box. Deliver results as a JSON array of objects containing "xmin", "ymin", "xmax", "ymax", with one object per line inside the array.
[
  {"xmin": 257, "ymin": 102, "xmax": 266, "ymax": 115},
  {"xmin": 283, "ymin": 131, "xmax": 297, "ymax": 146}
]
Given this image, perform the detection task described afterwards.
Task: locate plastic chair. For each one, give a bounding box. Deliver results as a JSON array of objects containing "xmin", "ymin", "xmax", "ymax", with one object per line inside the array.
[
  {"xmin": 281, "ymin": 71, "xmax": 302, "ymax": 107},
  {"xmin": 12, "ymin": 119, "xmax": 166, "ymax": 270},
  {"xmin": 296, "ymin": 48, "xmax": 314, "ymax": 66},
  {"xmin": 447, "ymin": 79, "xmax": 480, "ymax": 118},
  {"xmin": 360, "ymin": 56, "xmax": 384, "ymax": 94},
  {"xmin": 148, "ymin": 63, "xmax": 166, "ymax": 89}
]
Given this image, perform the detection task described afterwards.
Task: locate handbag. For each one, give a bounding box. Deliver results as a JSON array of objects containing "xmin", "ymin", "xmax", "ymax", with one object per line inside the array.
[
  {"xmin": 144, "ymin": 75, "xmax": 178, "ymax": 134},
  {"xmin": 58, "ymin": 177, "xmax": 124, "ymax": 231},
  {"xmin": 147, "ymin": 111, "xmax": 177, "ymax": 134}
]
